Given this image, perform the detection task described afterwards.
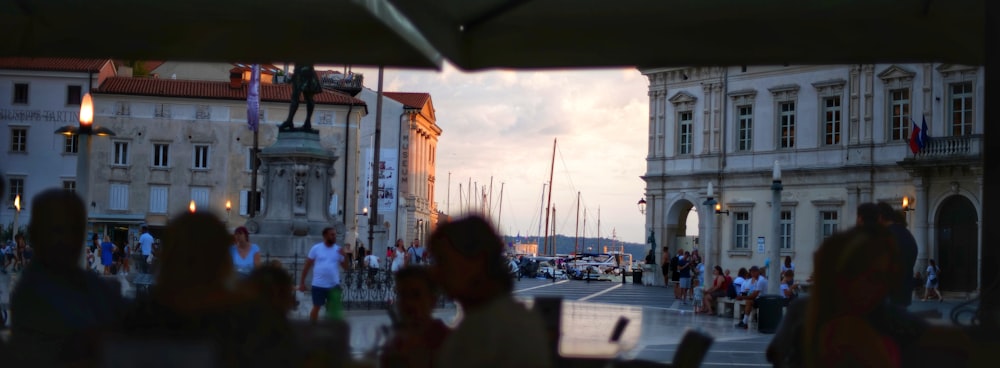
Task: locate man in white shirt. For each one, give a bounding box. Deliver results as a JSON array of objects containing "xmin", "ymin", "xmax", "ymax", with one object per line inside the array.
[
  {"xmin": 298, "ymin": 227, "xmax": 347, "ymax": 323},
  {"xmin": 138, "ymin": 226, "xmax": 154, "ymax": 274},
  {"xmin": 735, "ymin": 265, "xmax": 768, "ymax": 329}
]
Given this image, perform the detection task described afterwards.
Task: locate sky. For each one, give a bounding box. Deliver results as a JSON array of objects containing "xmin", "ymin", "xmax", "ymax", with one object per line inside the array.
[{"xmin": 352, "ymin": 63, "xmax": 652, "ymax": 243}]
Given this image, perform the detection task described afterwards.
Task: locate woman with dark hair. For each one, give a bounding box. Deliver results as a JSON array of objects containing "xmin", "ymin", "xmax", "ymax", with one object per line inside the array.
[
  {"xmin": 701, "ymin": 265, "xmax": 727, "ymax": 315},
  {"xmin": 231, "ymin": 226, "xmax": 261, "ymax": 278},
  {"xmin": 428, "ymin": 215, "xmax": 551, "ymax": 368}
]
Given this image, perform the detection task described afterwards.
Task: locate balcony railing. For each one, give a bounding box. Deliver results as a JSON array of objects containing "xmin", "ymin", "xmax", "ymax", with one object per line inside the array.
[{"xmin": 915, "ymin": 134, "xmax": 982, "ymax": 159}]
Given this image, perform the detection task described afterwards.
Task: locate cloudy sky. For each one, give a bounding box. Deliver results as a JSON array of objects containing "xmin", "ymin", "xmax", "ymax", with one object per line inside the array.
[{"xmin": 353, "ymin": 63, "xmax": 653, "ymax": 243}]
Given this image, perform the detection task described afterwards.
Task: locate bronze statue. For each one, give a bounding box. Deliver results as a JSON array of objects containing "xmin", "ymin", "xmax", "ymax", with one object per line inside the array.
[{"xmin": 279, "ymin": 63, "xmax": 322, "ymax": 132}]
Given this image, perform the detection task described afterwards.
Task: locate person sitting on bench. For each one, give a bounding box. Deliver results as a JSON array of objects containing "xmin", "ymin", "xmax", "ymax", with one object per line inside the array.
[{"xmin": 735, "ymin": 265, "xmax": 768, "ymax": 329}]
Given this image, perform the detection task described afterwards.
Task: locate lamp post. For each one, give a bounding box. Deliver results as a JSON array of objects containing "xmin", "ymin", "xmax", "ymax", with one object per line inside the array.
[
  {"xmin": 769, "ymin": 160, "xmax": 783, "ymax": 294},
  {"xmin": 12, "ymin": 194, "xmax": 21, "ymax": 242},
  {"xmin": 189, "ymin": 200, "xmax": 197, "ymax": 213},
  {"xmin": 225, "ymin": 200, "xmax": 232, "ymax": 220},
  {"xmin": 55, "ymin": 92, "xmax": 115, "ymax": 269},
  {"xmin": 702, "ymin": 182, "xmax": 718, "ymax": 292},
  {"xmin": 55, "ymin": 93, "xmax": 116, "ymax": 213},
  {"xmin": 638, "ymin": 197, "xmax": 656, "ymax": 266}
]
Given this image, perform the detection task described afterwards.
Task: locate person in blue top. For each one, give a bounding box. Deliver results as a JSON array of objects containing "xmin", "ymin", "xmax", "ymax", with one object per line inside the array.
[
  {"xmin": 231, "ymin": 226, "xmax": 261, "ymax": 278},
  {"xmin": 100, "ymin": 234, "xmax": 116, "ymax": 275}
]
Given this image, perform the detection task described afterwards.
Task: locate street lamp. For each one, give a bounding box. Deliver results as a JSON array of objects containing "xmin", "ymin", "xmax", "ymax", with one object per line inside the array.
[
  {"xmin": 54, "ymin": 92, "xmax": 116, "ymax": 215},
  {"xmin": 225, "ymin": 200, "xmax": 232, "ymax": 219},
  {"xmin": 902, "ymin": 196, "xmax": 915, "ymax": 212},
  {"xmin": 639, "ymin": 196, "xmax": 655, "ymax": 265},
  {"xmin": 189, "ymin": 200, "xmax": 197, "ymax": 213},
  {"xmin": 12, "ymin": 194, "xmax": 21, "ymax": 242}
]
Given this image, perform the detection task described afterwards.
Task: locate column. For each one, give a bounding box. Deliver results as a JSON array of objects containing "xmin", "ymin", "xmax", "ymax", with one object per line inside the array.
[
  {"xmin": 845, "ymin": 185, "xmax": 858, "ymax": 227},
  {"xmin": 914, "ymin": 176, "xmax": 929, "ymax": 272}
]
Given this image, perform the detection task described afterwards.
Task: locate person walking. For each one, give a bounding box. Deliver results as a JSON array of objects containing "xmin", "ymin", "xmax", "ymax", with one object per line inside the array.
[
  {"xmin": 298, "ymin": 227, "xmax": 347, "ymax": 323},
  {"xmin": 138, "ymin": 225, "xmax": 154, "ymax": 274},
  {"xmin": 100, "ymin": 234, "xmax": 116, "ymax": 275}
]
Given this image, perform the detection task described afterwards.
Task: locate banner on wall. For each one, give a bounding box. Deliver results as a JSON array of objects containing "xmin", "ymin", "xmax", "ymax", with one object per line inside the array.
[{"xmin": 364, "ymin": 148, "xmax": 398, "ymax": 213}]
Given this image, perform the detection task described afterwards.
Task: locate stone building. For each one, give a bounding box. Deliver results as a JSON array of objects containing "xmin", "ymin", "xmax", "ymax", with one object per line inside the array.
[
  {"xmin": 0, "ymin": 58, "xmax": 117, "ymax": 235},
  {"xmin": 639, "ymin": 64, "xmax": 983, "ymax": 295},
  {"xmin": 85, "ymin": 67, "xmax": 367, "ymax": 249}
]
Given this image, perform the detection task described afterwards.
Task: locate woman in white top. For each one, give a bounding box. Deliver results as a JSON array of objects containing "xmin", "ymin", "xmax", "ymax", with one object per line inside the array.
[
  {"xmin": 781, "ymin": 256, "xmax": 795, "ymax": 275},
  {"xmin": 391, "ymin": 239, "xmax": 407, "ymax": 273}
]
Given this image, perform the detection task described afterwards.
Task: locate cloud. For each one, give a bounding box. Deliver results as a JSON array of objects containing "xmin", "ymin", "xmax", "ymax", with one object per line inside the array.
[{"xmin": 353, "ymin": 63, "xmax": 650, "ymax": 243}]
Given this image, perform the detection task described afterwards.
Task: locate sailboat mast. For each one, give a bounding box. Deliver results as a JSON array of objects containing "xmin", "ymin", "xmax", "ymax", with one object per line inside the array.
[
  {"xmin": 488, "ymin": 176, "xmax": 494, "ymax": 217},
  {"xmin": 582, "ymin": 208, "xmax": 587, "ymax": 253},
  {"xmin": 597, "ymin": 206, "xmax": 601, "ymax": 250},
  {"xmin": 497, "ymin": 182, "xmax": 504, "ymax": 233},
  {"xmin": 574, "ymin": 191, "xmax": 580, "ymax": 256},
  {"xmin": 542, "ymin": 138, "xmax": 556, "ymax": 256},
  {"xmin": 537, "ymin": 183, "xmax": 546, "ymax": 245},
  {"xmin": 458, "ymin": 183, "xmax": 463, "ymax": 214},
  {"xmin": 551, "ymin": 204, "xmax": 556, "ymax": 256}
]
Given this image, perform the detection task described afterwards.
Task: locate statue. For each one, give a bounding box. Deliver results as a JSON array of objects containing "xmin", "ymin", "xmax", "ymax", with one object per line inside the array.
[{"xmin": 279, "ymin": 63, "xmax": 322, "ymax": 133}]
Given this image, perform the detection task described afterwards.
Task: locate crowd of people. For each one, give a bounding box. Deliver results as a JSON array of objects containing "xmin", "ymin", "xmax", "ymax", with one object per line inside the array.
[{"xmin": 0, "ymin": 189, "xmax": 553, "ymax": 368}]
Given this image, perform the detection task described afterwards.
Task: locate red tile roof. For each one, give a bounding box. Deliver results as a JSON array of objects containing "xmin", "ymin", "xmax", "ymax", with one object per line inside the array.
[
  {"xmin": 0, "ymin": 58, "xmax": 113, "ymax": 73},
  {"xmin": 383, "ymin": 92, "xmax": 430, "ymax": 109},
  {"xmin": 93, "ymin": 77, "xmax": 366, "ymax": 106}
]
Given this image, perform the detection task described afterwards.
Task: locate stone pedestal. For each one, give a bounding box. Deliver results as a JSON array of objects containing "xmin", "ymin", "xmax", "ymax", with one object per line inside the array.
[{"xmin": 245, "ymin": 131, "xmax": 340, "ymax": 258}]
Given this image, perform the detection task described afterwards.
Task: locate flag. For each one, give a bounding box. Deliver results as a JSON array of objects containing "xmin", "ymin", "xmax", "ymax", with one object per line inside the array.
[
  {"xmin": 920, "ymin": 116, "xmax": 929, "ymax": 149},
  {"xmin": 908, "ymin": 120, "xmax": 921, "ymax": 154},
  {"xmin": 247, "ymin": 64, "xmax": 261, "ymax": 132}
]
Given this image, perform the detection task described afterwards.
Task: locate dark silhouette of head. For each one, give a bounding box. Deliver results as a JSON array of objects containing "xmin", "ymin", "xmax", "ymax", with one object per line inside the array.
[
  {"xmin": 856, "ymin": 202, "xmax": 879, "ymax": 227},
  {"xmin": 428, "ymin": 215, "xmax": 510, "ymax": 306},
  {"xmin": 27, "ymin": 189, "xmax": 86, "ymax": 269},
  {"xmin": 156, "ymin": 211, "xmax": 234, "ymax": 297},
  {"xmin": 876, "ymin": 202, "xmax": 903, "ymax": 225}
]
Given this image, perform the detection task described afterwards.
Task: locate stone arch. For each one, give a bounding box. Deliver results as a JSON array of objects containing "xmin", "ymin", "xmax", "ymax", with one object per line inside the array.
[{"xmin": 931, "ymin": 194, "xmax": 979, "ymax": 292}]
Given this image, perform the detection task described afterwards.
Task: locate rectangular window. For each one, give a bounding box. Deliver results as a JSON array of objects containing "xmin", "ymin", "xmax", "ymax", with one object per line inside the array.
[
  {"xmin": 191, "ymin": 187, "xmax": 210, "ymax": 210},
  {"xmin": 780, "ymin": 210, "xmax": 793, "ymax": 250},
  {"xmin": 8, "ymin": 178, "xmax": 24, "ymax": 203},
  {"xmin": 11, "ymin": 128, "xmax": 27, "ymax": 152},
  {"xmin": 240, "ymin": 190, "xmax": 263, "ymax": 216},
  {"xmin": 821, "ymin": 211, "xmax": 839, "ymax": 239},
  {"xmin": 115, "ymin": 102, "xmax": 130, "ymax": 116},
  {"xmin": 678, "ymin": 111, "xmax": 693, "ymax": 155},
  {"xmin": 113, "ymin": 141, "xmax": 129, "ymax": 165},
  {"xmin": 67, "ymin": 85, "xmax": 82, "ymax": 105},
  {"xmin": 737, "ymin": 105, "xmax": 753, "ymax": 151},
  {"xmin": 194, "ymin": 145, "xmax": 210, "ymax": 169},
  {"xmin": 152, "ymin": 144, "xmax": 170, "ymax": 168},
  {"xmin": 950, "ymin": 82, "xmax": 974, "ymax": 136},
  {"xmin": 823, "ymin": 97, "xmax": 842, "ymax": 145},
  {"xmin": 246, "ymin": 148, "xmax": 262, "ymax": 171},
  {"xmin": 149, "ymin": 186, "xmax": 168, "ymax": 214},
  {"xmin": 64, "ymin": 135, "xmax": 79, "ymax": 154},
  {"xmin": 154, "ymin": 103, "xmax": 171, "ymax": 118},
  {"xmin": 109, "ymin": 183, "xmax": 129, "ymax": 210},
  {"xmin": 889, "ymin": 89, "xmax": 910, "ymax": 141},
  {"xmin": 13, "ymin": 83, "xmax": 28, "ymax": 104},
  {"xmin": 778, "ymin": 101, "xmax": 795, "ymax": 148},
  {"xmin": 63, "ymin": 180, "xmax": 76, "ymax": 192},
  {"xmin": 734, "ymin": 212, "xmax": 750, "ymax": 249},
  {"xmin": 196, "ymin": 105, "xmax": 211, "ymax": 120}
]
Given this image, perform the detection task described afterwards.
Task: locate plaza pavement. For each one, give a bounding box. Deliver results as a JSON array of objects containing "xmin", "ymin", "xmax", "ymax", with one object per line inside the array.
[{"xmin": 0, "ymin": 270, "xmax": 980, "ymax": 367}]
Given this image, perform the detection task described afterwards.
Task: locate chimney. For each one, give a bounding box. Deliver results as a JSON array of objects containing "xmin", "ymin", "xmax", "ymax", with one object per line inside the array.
[
  {"xmin": 118, "ymin": 66, "xmax": 133, "ymax": 77},
  {"xmin": 229, "ymin": 68, "xmax": 243, "ymax": 89}
]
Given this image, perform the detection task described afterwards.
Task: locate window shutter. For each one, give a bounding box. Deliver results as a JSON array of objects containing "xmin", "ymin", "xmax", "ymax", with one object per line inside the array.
[{"xmin": 240, "ymin": 190, "xmax": 248, "ymax": 216}]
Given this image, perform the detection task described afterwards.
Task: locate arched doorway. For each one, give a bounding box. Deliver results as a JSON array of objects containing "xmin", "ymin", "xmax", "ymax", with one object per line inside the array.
[{"xmin": 935, "ymin": 195, "xmax": 978, "ymax": 292}]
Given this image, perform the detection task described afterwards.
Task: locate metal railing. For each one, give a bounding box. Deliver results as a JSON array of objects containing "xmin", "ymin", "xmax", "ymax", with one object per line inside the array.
[
  {"xmin": 915, "ymin": 134, "xmax": 982, "ymax": 159},
  {"xmin": 263, "ymin": 253, "xmax": 449, "ymax": 310}
]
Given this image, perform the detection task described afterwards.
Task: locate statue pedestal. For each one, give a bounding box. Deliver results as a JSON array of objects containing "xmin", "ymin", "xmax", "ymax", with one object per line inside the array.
[{"xmin": 245, "ymin": 131, "xmax": 340, "ymax": 258}]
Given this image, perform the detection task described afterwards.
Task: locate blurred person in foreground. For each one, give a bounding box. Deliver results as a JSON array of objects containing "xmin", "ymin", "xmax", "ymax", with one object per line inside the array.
[
  {"xmin": 8, "ymin": 189, "xmax": 125, "ymax": 367},
  {"xmin": 876, "ymin": 201, "xmax": 918, "ymax": 308},
  {"xmin": 122, "ymin": 212, "xmax": 279, "ymax": 368},
  {"xmin": 428, "ymin": 215, "xmax": 552, "ymax": 368},
  {"xmin": 381, "ymin": 266, "xmax": 451, "ymax": 368},
  {"xmin": 799, "ymin": 225, "xmax": 926, "ymax": 368}
]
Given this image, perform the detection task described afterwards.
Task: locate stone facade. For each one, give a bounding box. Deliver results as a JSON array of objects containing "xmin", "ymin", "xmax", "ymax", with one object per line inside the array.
[{"xmin": 640, "ymin": 64, "xmax": 983, "ymax": 293}]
